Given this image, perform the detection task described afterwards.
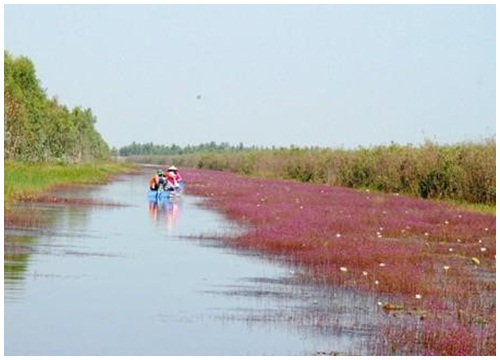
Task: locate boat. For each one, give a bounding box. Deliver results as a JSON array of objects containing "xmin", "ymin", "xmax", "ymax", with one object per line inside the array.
[{"xmin": 147, "ymin": 181, "xmax": 185, "ymax": 202}]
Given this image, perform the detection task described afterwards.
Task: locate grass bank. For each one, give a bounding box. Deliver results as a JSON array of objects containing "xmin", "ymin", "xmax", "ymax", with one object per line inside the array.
[{"xmin": 4, "ymin": 161, "xmax": 137, "ymax": 210}]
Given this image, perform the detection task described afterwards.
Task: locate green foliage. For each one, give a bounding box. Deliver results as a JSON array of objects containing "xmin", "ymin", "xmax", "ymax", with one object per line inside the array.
[
  {"xmin": 124, "ymin": 139, "xmax": 495, "ymax": 206},
  {"xmin": 118, "ymin": 140, "xmax": 252, "ymax": 156},
  {"xmin": 4, "ymin": 51, "xmax": 110, "ymax": 162}
]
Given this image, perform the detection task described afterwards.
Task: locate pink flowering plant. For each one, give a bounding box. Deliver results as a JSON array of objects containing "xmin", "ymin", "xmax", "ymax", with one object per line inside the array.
[{"xmin": 184, "ymin": 168, "xmax": 495, "ymax": 355}]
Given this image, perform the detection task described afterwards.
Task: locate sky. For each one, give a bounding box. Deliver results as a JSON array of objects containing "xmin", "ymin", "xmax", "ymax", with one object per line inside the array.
[{"xmin": 3, "ymin": 3, "xmax": 496, "ymax": 149}]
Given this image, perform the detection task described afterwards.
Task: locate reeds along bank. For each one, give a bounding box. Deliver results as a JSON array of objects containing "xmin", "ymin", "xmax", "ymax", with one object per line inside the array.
[{"xmin": 139, "ymin": 139, "xmax": 496, "ymax": 206}]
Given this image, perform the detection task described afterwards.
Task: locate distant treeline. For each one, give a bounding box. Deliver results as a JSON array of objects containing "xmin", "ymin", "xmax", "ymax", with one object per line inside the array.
[
  {"xmin": 125, "ymin": 139, "xmax": 496, "ymax": 205},
  {"xmin": 118, "ymin": 141, "xmax": 262, "ymax": 156},
  {"xmin": 4, "ymin": 51, "xmax": 110, "ymax": 162}
]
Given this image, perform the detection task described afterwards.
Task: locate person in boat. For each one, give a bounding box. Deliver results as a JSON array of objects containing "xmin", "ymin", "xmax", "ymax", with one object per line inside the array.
[
  {"xmin": 167, "ymin": 165, "xmax": 185, "ymax": 191},
  {"xmin": 149, "ymin": 169, "xmax": 167, "ymax": 191},
  {"xmin": 165, "ymin": 170, "xmax": 180, "ymax": 191},
  {"xmin": 167, "ymin": 165, "xmax": 183, "ymax": 183}
]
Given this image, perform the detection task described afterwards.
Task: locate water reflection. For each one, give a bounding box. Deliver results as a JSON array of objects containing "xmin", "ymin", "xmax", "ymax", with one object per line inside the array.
[
  {"xmin": 4, "ymin": 235, "xmax": 36, "ymax": 282},
  {"xmin": 4, "ymin": 169, "xmax": 380, "ymax": 356},
  {"xmin": 148, "ymin": 197, "xmax": 183, "ymax": 230}
]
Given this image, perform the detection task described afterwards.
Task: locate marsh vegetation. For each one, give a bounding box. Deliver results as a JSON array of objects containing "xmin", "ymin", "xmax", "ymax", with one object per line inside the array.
[
  {"xmin": 183, "ymin": 168, "xmax": 495, "ymax": 355},
  {"xmin": 121, "ymin": 138, "xmax": 495, "ymax": 207}
]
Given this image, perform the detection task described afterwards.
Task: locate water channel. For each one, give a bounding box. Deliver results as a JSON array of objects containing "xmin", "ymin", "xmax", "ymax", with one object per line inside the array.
[{"xmin": 4, "ymin": 169, "xmax": 378, "ymax": 355}]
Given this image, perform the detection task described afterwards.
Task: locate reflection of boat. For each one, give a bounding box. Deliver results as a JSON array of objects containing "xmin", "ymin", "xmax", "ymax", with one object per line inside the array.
[
  {"xmin": 147, "ymin": 181, "xmax": 185, "ymax": 202},
  {"xmin": 148, "ymin": 196, "xmax": 183, "ymax": 229}
]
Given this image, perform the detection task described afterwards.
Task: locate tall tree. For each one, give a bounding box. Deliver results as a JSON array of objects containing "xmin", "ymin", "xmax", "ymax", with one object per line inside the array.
[{"xmin": 4, "ymin": 51, "xmax": 110, "ymax": 162}]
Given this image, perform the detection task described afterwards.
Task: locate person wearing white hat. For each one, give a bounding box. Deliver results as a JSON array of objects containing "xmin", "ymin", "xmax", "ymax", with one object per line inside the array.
[
  {"xmin": 166, "ymin": 165, "xmax": 185, "ymax": 193},
  {"xmin": 168, "ymin": 165, "xmax": 183, "ymax": 183}
]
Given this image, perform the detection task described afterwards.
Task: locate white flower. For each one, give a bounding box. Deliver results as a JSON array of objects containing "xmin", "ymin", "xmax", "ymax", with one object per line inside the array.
[
  {"xmin": 339, "ymin": 267, "xmax": 348, "ymax": 272},
  {"xmin": 362, "ymin": 271, "xmax": 368, "ymax": 276},
  {"xmin": 379, "ymin": 263, "xmax": 386, "ymax": 267},
  {"xmin": 415, "ymin": 294, "xmax": 422, "ymax": 299}
]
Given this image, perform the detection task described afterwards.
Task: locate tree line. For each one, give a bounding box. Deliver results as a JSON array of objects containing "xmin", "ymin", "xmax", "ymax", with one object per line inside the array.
[
  {"xmin": 117, "ymin": 141, "xmax": 263, "ymax": 156},
  {"xmin": 4, "ymin": 51, "xmax": 110, "ymax": 163}
]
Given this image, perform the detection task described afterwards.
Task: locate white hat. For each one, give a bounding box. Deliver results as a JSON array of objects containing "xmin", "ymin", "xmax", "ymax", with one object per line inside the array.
[{"xmin": 168, "ymin": 166, "xmax": 178, "ymax": 171}]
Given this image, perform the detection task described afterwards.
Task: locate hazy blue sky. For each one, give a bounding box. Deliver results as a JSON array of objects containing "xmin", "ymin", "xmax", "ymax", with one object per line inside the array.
[{"xmin": 4, "ymin": 4, "xmax": 496, "ymax": 149}]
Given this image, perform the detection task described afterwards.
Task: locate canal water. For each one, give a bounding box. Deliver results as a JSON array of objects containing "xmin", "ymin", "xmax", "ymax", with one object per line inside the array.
[{"xmin": 4, "ymin": 169, "xmax": 377, "ymax": 356}]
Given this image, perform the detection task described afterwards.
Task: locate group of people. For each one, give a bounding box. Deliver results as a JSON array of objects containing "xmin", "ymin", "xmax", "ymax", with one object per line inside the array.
[{"xmin": 149, "ymin": 165, "xmax": 184, "ymax": 192}]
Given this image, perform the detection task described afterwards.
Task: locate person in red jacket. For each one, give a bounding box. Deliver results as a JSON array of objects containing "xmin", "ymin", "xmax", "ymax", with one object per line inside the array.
[
  {"xmin": 165, "ymin": 170, "xmax": 179, "ymax": 191},
  {"xmin": 167, "ymin": 165, "xmax": 185, "ymax": 192},
  {"xmin": 168, "ymin": 165, "xmax": 183, "ymax": 182}
]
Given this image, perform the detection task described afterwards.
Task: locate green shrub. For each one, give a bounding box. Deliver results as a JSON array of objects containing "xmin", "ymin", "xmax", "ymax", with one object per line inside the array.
[{"xmin": 126, "ymin": 139, "xmax": 495, "ymax": 205}]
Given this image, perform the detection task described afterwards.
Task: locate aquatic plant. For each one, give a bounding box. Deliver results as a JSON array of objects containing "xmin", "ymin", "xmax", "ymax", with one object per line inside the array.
[{"xmin": 183, "ymin": 168, "xmax": 495, "ymax": 356}]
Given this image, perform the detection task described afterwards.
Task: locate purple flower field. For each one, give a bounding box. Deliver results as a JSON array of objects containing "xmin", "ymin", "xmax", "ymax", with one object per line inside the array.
[{"xmin": 183, "ymin": 168, "xmax": 496, "ymax": 355}]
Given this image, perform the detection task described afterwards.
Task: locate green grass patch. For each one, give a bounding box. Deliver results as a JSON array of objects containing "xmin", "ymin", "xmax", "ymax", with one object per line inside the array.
[
  {"xmin": 446, "ymin": 200, "xmax": 496, "ymax": 216},
  {"xmin": 4, "ymin": 161, "xmax": 136, "ymax": 209}
]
